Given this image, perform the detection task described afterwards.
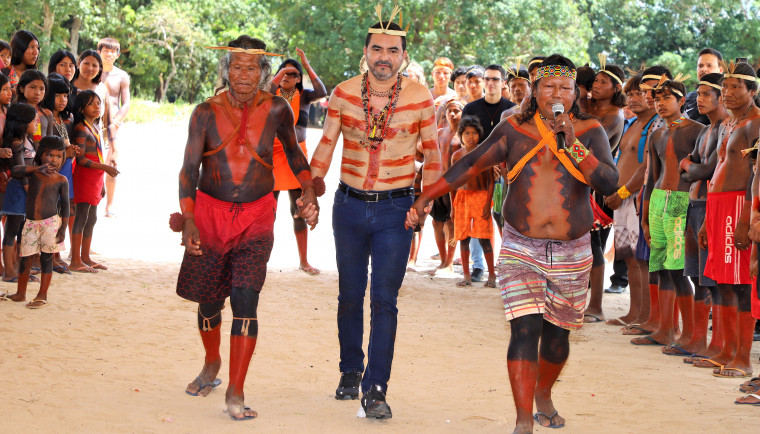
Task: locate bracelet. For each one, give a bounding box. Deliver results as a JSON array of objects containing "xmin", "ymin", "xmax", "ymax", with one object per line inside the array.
[
  {"xmin": 568, "ymin": 139, "xmax": 589, "ymax": 164},
  {"xmin": 618, "ymin": 185, "xmax": 632, "ymax": 199},
  {"xmin": 169, "ymin": 212, "xmax": 193, "ymax": 233}
]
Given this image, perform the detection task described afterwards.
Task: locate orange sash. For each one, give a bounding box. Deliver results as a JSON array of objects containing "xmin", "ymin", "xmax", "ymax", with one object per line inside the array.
[
  {"xmin": 202, "ymin": 91, "xmax": 273, "ymax": 170},
  {"xmin": 276, "ymin": 88, "xmax": 300, "ymax": 126},
  {"xmin": 505, "ymin": 112, "xmax": 587, "ymax": 185}
]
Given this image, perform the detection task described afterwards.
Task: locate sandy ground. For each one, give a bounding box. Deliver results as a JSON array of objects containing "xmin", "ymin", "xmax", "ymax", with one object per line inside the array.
[{"xmin": 1, "ymin": 123, "xmax": 758, "ymax": 433}]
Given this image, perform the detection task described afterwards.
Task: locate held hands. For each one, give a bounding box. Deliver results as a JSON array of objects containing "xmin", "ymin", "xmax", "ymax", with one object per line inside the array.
[
  {"xmin": 65, "ymin": 144, "xmax": 80, "ymax": 159},
  {"xmin": 295, "ymin": 188, "xmax": 319, "ymax": 229},
  {"xmin": 405, "ymin": 198, "xmax": 432, "ymax": 230},
  {"xmin": 182, "ymin": 219, "xmax": 203, "ymax": 256}
]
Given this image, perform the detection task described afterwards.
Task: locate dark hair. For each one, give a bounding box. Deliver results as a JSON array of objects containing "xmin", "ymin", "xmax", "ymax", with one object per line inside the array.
[
  {"xmin": 2, "ymin": 103, "xmax": 36, "ymax": 144},
  {"xmin": 507, "ymin": 67, "xmax": 530, "ymax": 83},
  {"xmin": 726, "ymin": 62, "xmax": 759, "ymax": 92},
  {"xmin": 72, "ymin": 90, "xmax": 101, "ymax": 127},
  {"xmin": 97, "ymin": 37, "xmax": 121, "ymax": 54},
  {"xmin": 653, "ymin": 80, "xmax": 687, "ymax": 112},
  {"xmin": 16, "ymin": 70, "xmax": 47, "ymax": 104},
  {"xmin": 41, "ymin": 76, "xmax": 71, "ymax": 118},
  {"xmin": 485, "ymin": 64, "xmax": 506, "ymax": 80},
  {"xmin": 698, "ymin": 48, "xmax": 723, "ymax": 62},
  {"xmin": 518, "ymin": 54, "xmax": 593, "ymax": 124},
  {"xmin": 47, "ymin": 50, "xmax": 77, "ymax": 76},
  {"xmin": 528, "ymin": 56, "xmax": 546, "ymax": 73},
  {"xmin": 9, "ymin": 30, "xmax": 38, "ymax": 68},
  {"xmin": 275, "ymin": 58, "xmax": 304, "ymax": 92},
  {"xmin": 0, "ymin": 73, "xmax": 9, "ymax": 91},
  {"xmin": 0, "ymin": 40, "xmax": 10, "ymax": 54},
  {"xmin": 641, "ymin": 65, "xmax": 673, "ymax": 81},
  {"xmin": 457, "ymin": 115, "xmax": 483, "ymax": 140},
  {"xmin": 451, "ymin": 66, "xmax": 468, "ymax": 83},
  {"xmin": 576, "ymin": 65, "xmax": 596, "ymax": 90},
  {"xmin": 596, "ymin": 64, "xmax": 626, "ymax": 107},
  {"xmin": 34, "ymin": 135, "xmax": 66, "ymax": 166},
  {"xmin": 365, "ymin": 22, "xmax": 407, "ymax": 51},
  {"xmin": 623, "ymin": 75, "xmax": 643, "ymax": 94},
  {"xmin": 72, "ymin": 50, "xmax": 103, "ymax": 84},
  {"xmin": 216, "ymin": 35, "xmax": 273, "ymax": 94},
  {"xmin": 466, "ymin": 66, "xmax": 484, "ymax": 80},
  {"xmin": 699, "ymin": 72, "xmax": 723, "ymax": 98}
]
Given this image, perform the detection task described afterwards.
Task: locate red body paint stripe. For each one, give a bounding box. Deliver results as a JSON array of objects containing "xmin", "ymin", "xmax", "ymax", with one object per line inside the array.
[
  {"xmin": 342, "ymin": 157, "xmax": 367, "ymax": 167},
  {"xmin": 380, "ymin": 154, "xmax": 413, "ymax": 167},
  {"xmin": 332, "ymin": 87, "xmax": 363, "ymax": 108}
]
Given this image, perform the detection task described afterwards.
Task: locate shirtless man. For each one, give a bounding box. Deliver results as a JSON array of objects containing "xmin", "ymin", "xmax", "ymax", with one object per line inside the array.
[
  {"xmin": 429, "ymin": 57, "xmax": 456, "ymax": 101},
  {"xmin": 675, "ymin": 72, "xmax": 727, "ymax": 358},
  {"xmin": 98, "ymin": 37, "xmax": 130, "ymax": 218},
  {"xmin": 176, "ymin": 36, "xmax": 318, "ymax": 421},
  {"xmin": 635, "ymin": 78, "xmax": 705, "ymax": 347},
  {"xmin": 604, "ymin": 75, "xmax": 655, "ymax": 327},
  {"xmin": 696, "ymin": 62, "xmax": 759, "ymax": 378},
  {"xmin": 310, "ymin": 17, "xmax": 441, "ymax": 419},
  {"xmin": 410, "ymin": 54, "xmax": 618, "ymax": 433},
  {"xmin": 585, "ymin": 63, "xmax": 626, "ymax": 322},
  {"xmin": 430, "ymin": 98, "xmax": 464, "ymax": 275}
]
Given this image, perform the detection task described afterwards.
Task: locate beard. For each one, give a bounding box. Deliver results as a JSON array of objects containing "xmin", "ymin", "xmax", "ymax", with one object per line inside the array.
[{"xmin": 368, "ymin": 60, "xmax": 398, "ymax": 81}]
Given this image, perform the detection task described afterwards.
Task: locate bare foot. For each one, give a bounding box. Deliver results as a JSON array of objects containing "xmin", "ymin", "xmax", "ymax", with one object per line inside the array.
[
  {"xmin": 225, "ymin": 394, "xmax": 257, "ymax": 420},
  {"xmin": 84, "ymin": 260, "xmax": 107, "ymax": 270},
  {"xmin": 186, "ymin": 359, "xmax": 222, "ymax": 397},
  {"xmin": 456, "ymin": 278, "xmax": 472, "ymax": 287},
  {"xmin": 69, "ymin": 260, "xmax": 97, "ymax": 273},
  {"xmin": 299, "ymin": 264, "xmax": 320, "ymax": 276},
  {"xmin": 6, "ymin": 292, "xmax": 26, "ymax": 302}
]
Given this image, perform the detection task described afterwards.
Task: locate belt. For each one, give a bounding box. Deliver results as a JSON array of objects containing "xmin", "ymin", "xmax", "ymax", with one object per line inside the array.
[{"xmin": 338, "ymin": 183, "xmax": 415, "ymax": 202}]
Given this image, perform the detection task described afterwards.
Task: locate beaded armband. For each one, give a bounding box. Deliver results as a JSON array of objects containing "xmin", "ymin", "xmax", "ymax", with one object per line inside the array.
[
  {"xmin": 568, "ymin": 139, "xmax": 590, "ymax": 164},
  {"xmin": 618, "ymin": 185, "xmax": 632, "ymax": 200}
]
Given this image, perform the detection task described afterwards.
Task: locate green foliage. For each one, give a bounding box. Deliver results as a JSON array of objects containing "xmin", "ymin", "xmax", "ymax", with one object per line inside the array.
[
  {"xmin": 0, "ymin": 0, "xmax": 758, "ymax": 103},
  {"xmin": 128, "ymin": 97, "xmax": 194, "ymax": 123}
]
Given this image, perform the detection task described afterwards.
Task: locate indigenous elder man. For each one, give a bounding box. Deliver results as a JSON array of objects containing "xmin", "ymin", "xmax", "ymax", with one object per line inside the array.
[
  {"xmin": 309, "ymin": 12, "xmax": 441, "ymax": 419},
  {"xmin": 176, "ymin": 36, "xmax": 318, "ymax": 421},
  {"xmin": 410, "ymin": 54, "xmax": 618, "ymax": 433}
]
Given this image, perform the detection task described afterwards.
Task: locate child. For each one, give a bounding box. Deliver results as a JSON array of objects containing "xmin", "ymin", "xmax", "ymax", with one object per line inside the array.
[
  {"xmin": 0, "ymin": 40, "xmax": 11, "ymax": 70},
  {"xmin": 450, "ymin": 115, "xmax": 495, "ymax": 287},
  {"xmin": 0, "ymin": 73, "xmax": 12, "ymax": 138},
  {"xmin": 41, "ymin": 75, "xmax": 79, "ymax": 274},
  {"xmin": 69, "ymin": 90, "xmax": 118, "ymax": 273},
  {"xmin": 0, "ymin": 103, "xmax": 38, "ymax": 283},
  {"xmin": 3, "ymin": 136, "xmax": 69, "ymax": 308},
  {"xmin": 17, "ymin": 70, "xmax": 54, "ymax": 144},
  {"xmin": 1, "ymin": 31, "xmax": 40, "ymax": 95}
]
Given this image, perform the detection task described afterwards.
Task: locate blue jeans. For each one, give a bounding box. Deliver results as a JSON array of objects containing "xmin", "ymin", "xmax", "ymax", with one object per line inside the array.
[
  {"xmin": 470, "ymin": 238, "xmax": 485, "ymax": 270},
  {"xmin": 333, "ymin": 184, "xmax": 414, "ymax": 393}
]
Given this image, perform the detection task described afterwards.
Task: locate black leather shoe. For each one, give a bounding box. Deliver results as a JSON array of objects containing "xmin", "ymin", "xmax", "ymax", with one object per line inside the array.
[
  {"xmin": 335, "ymin": 372, "xmax": 362, "ymax": 400},
  {"xmin": 361, "ymin": 384, "xmax": 392, "ymax": 419},
  {"xmin": 471, "ymin": 268, "xmax": 485, "ymax": 282}
]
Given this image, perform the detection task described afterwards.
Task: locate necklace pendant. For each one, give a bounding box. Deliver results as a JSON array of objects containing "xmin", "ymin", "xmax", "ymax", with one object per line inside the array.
[{"xmin": 491, "ymin": 121, "xmax": 494, "ymax": 127}]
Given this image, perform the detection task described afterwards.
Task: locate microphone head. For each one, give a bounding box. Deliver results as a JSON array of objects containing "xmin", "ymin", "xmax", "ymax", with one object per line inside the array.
[{"xmin": 551, "ymin": 103, "xmax": 565, "ymax": 116}]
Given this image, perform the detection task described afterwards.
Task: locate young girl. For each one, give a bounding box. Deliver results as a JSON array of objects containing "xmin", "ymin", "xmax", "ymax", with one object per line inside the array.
[
  {"xmin": 0, "ymin": 40, "xmax": 11, "ymax": 70},
  {"xmin": 0, "ymin": 30, "xmax": 40, "ymax": 95},
  {"xmin": 0, "ymin": 103, "xmax": 38, "ymax": 282},
  {"xmin": 41, "ymin": 75, "xmax": 79, "ymax": 273},
  {"xmin": 17, "ymin": 70, "xmax": 53, "ymax": 146},
  {"xmin": 269, "ymin": 49, "xmax": 327, "ymax": 275},
  {"xmin": 450, "ymin": 116, "xmax": 496, "ymax": 288},
  {"xmin": 48, "ymin": 50, "xmax": 77, "ymax": 83},
  {"xmin": 69, "ymin": 91, "xmax": 118, "ymax": 273},
  {"xmin": 3, "ymin": 136, "xmax": 69, "ymax": 308},
  {"xmin": 0, "ymin": 74, "xmax": 13, "ymax": 138}
]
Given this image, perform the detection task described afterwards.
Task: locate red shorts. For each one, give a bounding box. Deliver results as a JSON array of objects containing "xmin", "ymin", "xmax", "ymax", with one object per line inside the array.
[
  {"xmin": 752, "ymin": 279, "xmax": 759, "ymax": 320},
  {"xmin": 176, "ymin": 190, "xmax": 276, "ymax": 303},
  {"xmin": 703, "ymin": 191, "xmax": 751, "ymax": 285}
]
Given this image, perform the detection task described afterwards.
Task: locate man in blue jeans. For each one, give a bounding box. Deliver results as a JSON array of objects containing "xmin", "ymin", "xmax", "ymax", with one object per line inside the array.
[{"xmin": 309, "ymin": 13, "xmax": 441, "ymax": 419}]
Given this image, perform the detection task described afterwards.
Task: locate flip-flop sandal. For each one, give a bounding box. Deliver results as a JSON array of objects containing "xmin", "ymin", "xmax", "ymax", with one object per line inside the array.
[
  {"xmin": 483, "ymin": 276, "xmax": 497, "ymax": 288},
  {"xmin": 683, "ymin": 354, "xmax": 710, "ymax": 364},
  {"xmin": 456, "ymin": 280, "xmax": 472, "ymax": 287},
  {"xmin": 53, "ymin": 265, "xmax": 72, "ymax": 275},
  {"xmin": 584, "ymin": 313, "xmax": 604, "ymax": 323},
  {"xmin": 734, "ymin": 393, "xmax": 760, "ymax": 406},
  {"xmin": 25, "ymin": 299, "xmax": 47, "ymax": 309},
  {"xmin": 224, "ymin": 406, "xmax": 257, "ymax": 421},
  {"xmin": 661, "ymin": 344, "xmax": 694, "ymax": 357},
  {"xmin": 533, "ymin": 410, "xmax": 564, "ymax": 429},
  {"xmin": 692, "ymin": 358, "xmax": 724, "ymax": 369},
  {"xmin": 713, "ymin": 367, "xmax": 752, "ymax": 378},
  {"xmin": 739, "ymin": 377, "xmax": 760, "ymax": 393},
  {"xmin": 605, "ymin": 318, "xmax": 629, "ymax": 326},
  {"xmin": 185, "ymin": 377, "xmax": 222, "ymax": 396},
  {"xmin": 622, "ymin": 325, "xmax": 653, "ymax": 335},
  {"xmin": 631, "ymin": 335, "xmax": 665, "ymax": 346}
]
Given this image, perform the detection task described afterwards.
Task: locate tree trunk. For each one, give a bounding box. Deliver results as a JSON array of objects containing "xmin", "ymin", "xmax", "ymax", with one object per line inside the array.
[
  {"xmin": 40, "ymin": 2, "xmax": 56, "ymax": 72},
  {"xmin": 68, "ymin": 16, "xmax": 82, "ymax": 56},
  {"xmin": 156, "ymin": 72, "xmax": 165, "ymax": 103}
]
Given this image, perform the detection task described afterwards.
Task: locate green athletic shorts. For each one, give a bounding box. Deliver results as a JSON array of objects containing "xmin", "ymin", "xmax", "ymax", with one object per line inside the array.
[{"xmin": 648, "ymin": 188, "xmax": 689, "ymax": 272}]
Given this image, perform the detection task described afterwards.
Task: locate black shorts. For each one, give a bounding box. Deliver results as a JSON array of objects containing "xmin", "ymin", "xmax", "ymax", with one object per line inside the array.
[{"xmin": 431, "ymin": 194, "xmax": 452, "ymax": 223}]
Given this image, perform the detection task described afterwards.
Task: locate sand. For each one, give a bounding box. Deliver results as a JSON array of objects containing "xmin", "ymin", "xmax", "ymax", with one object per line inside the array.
[{"xmin": 1, "ymin": 123, "xmax": 758, "ymax": 433}]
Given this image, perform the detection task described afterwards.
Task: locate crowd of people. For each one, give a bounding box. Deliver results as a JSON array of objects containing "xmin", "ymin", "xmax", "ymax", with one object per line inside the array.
[{"xmin": 0, "ymin": 30, "xmax": 129, "ymax": 308}]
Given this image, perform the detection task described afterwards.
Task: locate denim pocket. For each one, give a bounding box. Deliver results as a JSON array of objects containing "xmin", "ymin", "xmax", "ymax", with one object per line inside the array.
[
  {"xmin": 390, "ymin": 194, "xmax": 414, "ymax": 211},
  {"xmin": 334, "ymin": 188, "xmax": 348, "ymax": 206}
]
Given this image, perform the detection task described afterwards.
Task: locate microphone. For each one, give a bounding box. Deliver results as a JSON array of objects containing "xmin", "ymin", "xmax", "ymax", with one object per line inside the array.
[{"xmin": 552, "ymin": 103, "xmax": 565, "ymax": 151}]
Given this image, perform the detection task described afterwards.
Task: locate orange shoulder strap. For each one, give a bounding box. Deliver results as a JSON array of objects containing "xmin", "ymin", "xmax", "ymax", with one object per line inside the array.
[{"xmin": 505, "ymin": 113, "xmax": 587, "ymax": 185}]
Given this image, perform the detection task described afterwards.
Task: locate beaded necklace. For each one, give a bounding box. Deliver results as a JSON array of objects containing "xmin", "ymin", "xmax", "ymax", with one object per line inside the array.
[
  {"xmin": 720, "ymin": 104, "xmax": 753, "ymax": 147},
  {"xmin": 280, "ymin": 88, "xmax": 297, "ymax": 103},
  {"xmin": 666, "ymin": 116, "xmax": 686, "ymax": 128},
  {"xmin": 360, "ymin": 72, "xmax": 402, "ymax": 153}
]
